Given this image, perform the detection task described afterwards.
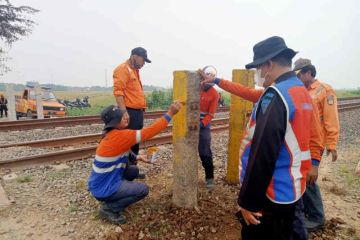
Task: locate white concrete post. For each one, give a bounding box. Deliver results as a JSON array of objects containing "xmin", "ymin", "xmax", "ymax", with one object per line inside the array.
[
  {"xmin": 34, "ymin": 83, "xmax": 44, "ymax": 119},
  {"xmin": 5, "ymin": 83, "xmax": 16, "ymax": 121}
]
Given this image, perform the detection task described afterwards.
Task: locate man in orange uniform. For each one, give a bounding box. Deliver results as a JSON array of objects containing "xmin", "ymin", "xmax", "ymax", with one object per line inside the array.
[
  {"xmin": 113, "ymin": 47, "xmax": 151, "ymax": 177},
  {"xmin": 294, "ymin": 58, "xmax": 340, "ymax": 161},
  {"xmin": 199, "ymin": 81, "xmax": 220, "ymax": 191},
  {"xmin": 294, "ymin": 58, "xmax": 340, "ymax": 231},
  {"xmin": 88, "ymin": 102, "xmax": 181, "ymax": 224}
]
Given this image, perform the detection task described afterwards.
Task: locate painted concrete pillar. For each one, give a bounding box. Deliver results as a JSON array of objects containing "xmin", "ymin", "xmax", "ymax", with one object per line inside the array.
[
  {"xmin": 172, "ymin": 70, "xmax": 200, "ymax": 208},
  {"xmin": 226, "ymin": 69, "xmax": 254, "ymax": 184}
]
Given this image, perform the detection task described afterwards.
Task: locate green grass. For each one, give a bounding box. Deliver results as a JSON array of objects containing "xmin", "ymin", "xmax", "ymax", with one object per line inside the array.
[
  {"xmin": 46, "ymin": 171, "xmax": 67, "ymax": 180},
  {"xmin": 74, "ymin": 180, "xmax": 87, "ymax": 191},
  {"xmin": 68, "ymin": 203, "xmax": 80, "ymax": 213},
  {"xmin": 55, "ymin": 91, "xmax": 116, "ymax": 116},
  {"xmin": 16, "ymin": 175, "xmax": 33, "ymax": 183},
  {"xmin": 336, "ymin": 89, "xmax": 360, "ymax": 98},
  {"xmin": 51, "ymin": 89, "xmax": 360, "ymax": 117},
  {"xmin": 339, "ymin": 164, "xmax": 359, "ymax": 186}
]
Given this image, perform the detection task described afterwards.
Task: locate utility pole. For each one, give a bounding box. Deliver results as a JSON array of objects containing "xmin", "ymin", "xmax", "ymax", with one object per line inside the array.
[{"xmin": 105, "ymin": 69, "xmax": 108, "ymax": 88}]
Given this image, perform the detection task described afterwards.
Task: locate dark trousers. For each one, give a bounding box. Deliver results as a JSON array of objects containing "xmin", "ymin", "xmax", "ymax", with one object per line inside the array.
[
  {"xmin": 101, "ymin": 180, "xmax": 149, "ymax": 212},
  {"xmin": 303, "ymin": 183, "xmax": 325, "ymax": 224},
  {"xmin": 292, "ymin": 198, "xmax": 308, "ymax": 240},
  {"xmin": 198, "ymin": 127, "xmax": 214, "ymax": 179},
  {"xmin": 241, "ymin": 199, "xmax": 297, "ymax": 240},
  {"xmin": 126, "ymin": 108, "xmax": 144, "ymax": 164},
  {"xmin": 96, "ymin": 166, "xmax": 148, "ymax": 212},
  {"xmin": 0, "ymin": 105, "xmax": 7, "ymax": 117}
]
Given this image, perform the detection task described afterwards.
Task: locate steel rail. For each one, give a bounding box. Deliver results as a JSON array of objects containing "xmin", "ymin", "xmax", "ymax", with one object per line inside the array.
[
  {"xmin": 0, "ymin": 125, "xmax": 229, "ymax": 169},
  {"xmin": 0, "ymin": 107, "xmax": 229, "ymax": 131},
  {"xmin": 0, "ymin": 118, "xmax": 230, "ymax": 149},
  {"xmin": 1, "ymin": 98, "xmax": 359, "ymax": 131},
  {"xmin": 1, "ymin": 97, "xmax": 359, "ymax": 131}
]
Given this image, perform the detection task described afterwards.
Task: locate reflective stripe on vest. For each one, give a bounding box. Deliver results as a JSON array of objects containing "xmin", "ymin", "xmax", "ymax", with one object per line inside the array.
[{"xmin": 239, "ymin": 77, "xmax": 311, "ymax": 204}]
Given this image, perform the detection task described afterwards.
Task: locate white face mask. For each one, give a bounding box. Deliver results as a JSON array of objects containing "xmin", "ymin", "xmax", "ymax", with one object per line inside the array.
[{"xmin": 254, "ymin": 68, "xmax": 265, "ymax": 87}]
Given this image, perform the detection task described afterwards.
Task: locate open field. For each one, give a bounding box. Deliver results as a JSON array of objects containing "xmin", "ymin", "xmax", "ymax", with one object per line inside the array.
[
  {"xmin": 55, "ymin": 91, "xmax": 116, "ymax": 116},
  {"xmin": 54, "ymin": 89, "xmax": 360, "ymax": 116},
  {"xmin": 1, "ymin": 89, "xmax": 359, "ymax": 117}
]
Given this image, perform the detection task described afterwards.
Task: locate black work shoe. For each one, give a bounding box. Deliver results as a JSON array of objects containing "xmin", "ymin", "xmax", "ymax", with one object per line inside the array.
[
  {"xmin": 305, "ymin": 219, "xmax": 324, "ymax": 232},
  {"xmin": 137, "ymin": 172, "xmax": 146, "ymax": 179},
  {"xmin": 99, "ymin": 207, "xmax": 126, "ymax": 225}
]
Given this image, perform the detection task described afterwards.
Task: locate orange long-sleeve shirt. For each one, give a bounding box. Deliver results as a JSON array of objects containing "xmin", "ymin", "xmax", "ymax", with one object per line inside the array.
[
  {"xmin": 200, "ymin": 87, "xmax": 220, "ymax": 127},
  {"xmin": 113, "ymin": 60, "xmax": 147, "ymax": 109},
  {"xmin": 217, "ymin": 78, "xmax": 323, "ymax": 161},
  {"xmin": 307, "ymin": 80, "xmax": 339, "ymax": 150},
  {"xmin": 97, "ymin": 116, "xmax": 169, "ymax": 157},
  {"xmin": 88, "ymin": 116, "xmax": 170, "ymax": 198}
]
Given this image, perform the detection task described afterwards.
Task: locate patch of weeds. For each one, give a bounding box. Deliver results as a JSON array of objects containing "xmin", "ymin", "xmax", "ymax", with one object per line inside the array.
[
  {"xmin": 46, "ymin": 171, "xmax": 67, "ymax": 180},
  {"xmin": 88, "ymin": 194, "xmax": 97, "ymax": 203},
  {"xmin": 339, "ymin": 164, "xmax": 350, "ymax": 174},
  {"xmin": 90, "ymin": 211, "xmax": 100, "ymax": 221},
  {"xmin": 16, "ymin": 175, "xmax": 33, "ymax": 183},
  {"xmin": 338, "ymin": 164, "xmax": 359, "ymax": 187},
  {"xmin": 344, "ymin": 173, "xmax": 356, "ymax": 186},
  {"xmin": 74, "ymin": 180, "xmax": 86, "ymax": 191},
  {"xmin": 68, "ymin": 203, "xmax": 80, "ymax": 213}
]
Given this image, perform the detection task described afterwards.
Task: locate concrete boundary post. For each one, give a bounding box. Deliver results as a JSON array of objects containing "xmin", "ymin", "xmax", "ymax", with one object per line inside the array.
[
  {"xmin": 5, "ymin": 83, "xmax": 16, "ymax": 121},
  {"xmin": 172, "ymin": 70, "xmax": 200, "ymax": 208},
  {"xmin": 226, "ymin": 69, "xmax": 254, "ymax": 184}
]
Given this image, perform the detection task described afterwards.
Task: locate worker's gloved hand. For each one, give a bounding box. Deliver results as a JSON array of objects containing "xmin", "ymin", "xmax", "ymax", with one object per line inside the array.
[
  {"xmin": 327, "ymin": 149, "xmax": 338, "ymax": 162},
  {"xmin": 307, "ymin": 164, "xmax": 319, "ymax": 185}
]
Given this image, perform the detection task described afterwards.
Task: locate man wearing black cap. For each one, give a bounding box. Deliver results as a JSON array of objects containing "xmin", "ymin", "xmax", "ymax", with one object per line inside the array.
[
  {"xmin": 218, "ymin": 36, "xmax": 313, "ymax": 239},
  {"xmin": 113, "ymin": 47, "xmax": 151, "ymax": 177},
  {"xmin": 88, "ymin": 102, "xmax": 181, "ymax": 224}
]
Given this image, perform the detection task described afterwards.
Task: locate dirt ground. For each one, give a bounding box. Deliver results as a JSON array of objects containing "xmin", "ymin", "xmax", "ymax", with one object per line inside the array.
[{"xmin": 0, "ymin": 129, "xmax": 359, "ymax": 239}]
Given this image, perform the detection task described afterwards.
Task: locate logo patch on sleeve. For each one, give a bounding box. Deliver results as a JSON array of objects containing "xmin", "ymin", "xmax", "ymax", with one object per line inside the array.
[
  {"xmin": 327, "ymin": 95, "xmax": 334, "ymax": 105},
  {"xmin": 260, "ymin": 92, "xmax": 274, "ymax": 114}
]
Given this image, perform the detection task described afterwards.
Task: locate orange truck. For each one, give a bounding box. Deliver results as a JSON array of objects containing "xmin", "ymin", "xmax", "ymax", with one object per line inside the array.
[{"xmin": 15, "ymin": 86, "xmax": 66, "ymax": 119}]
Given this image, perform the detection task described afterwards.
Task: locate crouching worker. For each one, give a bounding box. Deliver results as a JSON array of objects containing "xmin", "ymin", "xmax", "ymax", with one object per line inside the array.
[{"xmin": 87, "ymin": 101, "xmax": 182, "ymax": 224}]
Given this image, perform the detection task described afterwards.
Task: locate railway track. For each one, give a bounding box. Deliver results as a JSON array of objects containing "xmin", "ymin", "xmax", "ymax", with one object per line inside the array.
[
  {"xmin": 0, "ymin": 118, "xmax": 229, "ymax": 149},
  {"xmin": 0, "ymin": 97, "xmax": 359, "ymax": 131},
  {"xmin": 0, "ymin": 106, "xmax": 229, "ymax": 131},
  {"xmin": 0, "ymin": 97, "xmax": 359, "ymax": 169},
  {"xmin": 0, "ymin": 125, "xmax": 229, "ymax": 169}
]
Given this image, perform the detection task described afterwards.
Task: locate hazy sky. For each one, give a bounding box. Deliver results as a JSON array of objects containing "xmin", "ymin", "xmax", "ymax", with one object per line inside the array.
[{"xmin": 2, "ymin": 0, "xmax": 359, "ymax": 89}]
